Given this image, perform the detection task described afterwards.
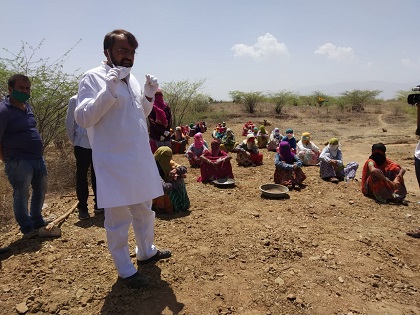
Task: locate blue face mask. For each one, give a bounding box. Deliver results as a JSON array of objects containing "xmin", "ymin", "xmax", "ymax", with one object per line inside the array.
[{"xmin": 11, "ymin": 89, "xmax": 30, "ymax": 103}]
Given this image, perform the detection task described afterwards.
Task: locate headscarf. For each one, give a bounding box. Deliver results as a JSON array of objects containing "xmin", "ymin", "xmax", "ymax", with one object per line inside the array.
[
  {"xmin": 246, "ymin": 133, "xmax": 255, "ymax": 149},
  {"xmin": 285, "ymin": 128, "xmax": 294, "ymax": 139},
  {"xmin": 174, "ymin": 126, "xmax": 183, "ymax": 141},
  {"xmin": 194, "ymin": 132, "xmax": 204, "ymax": 148},
  {"xmin": 259, "ymin": 125, "xmax": 266, "ymax": 134},
  {"xmin": 272, "ymin": 128, "xmax": 281, "ymax": 140},
  {"xmin": 154, "ymin": 146, "xmax": 173, "ymax": 181},
  {"xmin": 279, "ymin": 141, "xmax": 295, "ymax": 164},
  {"xmin": 153, "ymin": 89, "xmax": 169, "ymax": 128},
  {"xmin": 210, "ymin": 139, "xmax": 221, "ymax": 156},
  {"xmin": 226, "ymin": 128, "xmax": 234, "ymax": 138},
  {"xmin": 328, "ymin": 138, "xmax": 340, "ymax": 156},
  {"xmin": 369, "ymin": 143, "xmax": 387, "ymax": 166},
  {"xmin": 301, "ymin": 132, "xmax": 310, "ymax": 141},
  {"xmin": 253, "ymin": 126, "xmax": 259, "ymax": 132}
]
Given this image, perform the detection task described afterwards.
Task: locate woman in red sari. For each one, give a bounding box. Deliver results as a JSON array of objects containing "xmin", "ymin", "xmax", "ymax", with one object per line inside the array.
[
  {"xmin": 198, "ymin": 140, "xmax": 234, "ymax": 182},
  {"xmin": 361, "ymin": 143, "xmax": 407, "ymax": 203}
]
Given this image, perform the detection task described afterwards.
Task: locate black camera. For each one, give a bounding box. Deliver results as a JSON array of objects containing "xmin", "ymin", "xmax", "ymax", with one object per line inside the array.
[{"xmin": 407, "ymin": 85, "xmax": 420, "ymax": 105}]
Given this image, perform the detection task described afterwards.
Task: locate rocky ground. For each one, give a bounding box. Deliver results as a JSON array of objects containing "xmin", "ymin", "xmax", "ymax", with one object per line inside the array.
[{"xmin": 0, "ymin": 103, "xmax": 419, "ymax": 315}]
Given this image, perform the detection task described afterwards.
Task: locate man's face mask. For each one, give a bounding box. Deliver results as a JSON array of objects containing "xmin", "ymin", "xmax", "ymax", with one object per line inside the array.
[
  {"xmin": 107, "ymin": 49, "xmax": 131, "ymax": 79},
  {"xmin": 11, "ymin": 89, "xmax": 30, "ymax": 103}
]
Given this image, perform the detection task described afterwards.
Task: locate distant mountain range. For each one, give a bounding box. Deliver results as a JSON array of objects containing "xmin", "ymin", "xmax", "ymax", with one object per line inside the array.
[{"xmin": 295, "ymin": 81, "xmax": 414, "ymax": 100}]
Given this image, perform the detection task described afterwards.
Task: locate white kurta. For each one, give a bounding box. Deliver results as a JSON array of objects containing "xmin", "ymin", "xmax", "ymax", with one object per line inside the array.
[{"xmin": 75, "ymin": 62, "xmax": 163, "ymax": 208}]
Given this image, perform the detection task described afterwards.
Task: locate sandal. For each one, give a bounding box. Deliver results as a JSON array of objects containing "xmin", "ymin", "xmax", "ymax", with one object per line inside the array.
[{"xmin": 406, "ymin": 228, "xmax": 420, "ymax": 238}]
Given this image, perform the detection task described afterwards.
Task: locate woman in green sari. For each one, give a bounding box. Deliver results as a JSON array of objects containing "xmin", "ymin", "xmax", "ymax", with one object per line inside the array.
[{"xmin": 153, "ymin": 146, "xmax": 190, "ymax": 213}]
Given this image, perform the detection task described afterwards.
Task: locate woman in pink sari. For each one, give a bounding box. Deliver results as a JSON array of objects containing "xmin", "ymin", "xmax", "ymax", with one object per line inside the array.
[
  {"xmin": 198, "ymin": 140, "xmax": 234, "ymax": 182},
  {"xmin": 185, "ymin": 133, "xmax": 209, "ymax": 168},
  {"xmin": 148, "ymin": 89, "xmax": 172, "ymax": 153}
]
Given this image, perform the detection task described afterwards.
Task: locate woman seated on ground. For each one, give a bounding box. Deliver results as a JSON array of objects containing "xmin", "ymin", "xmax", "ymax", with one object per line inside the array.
[
  {"xmin": 361, "ymin": 143, "xmax": 407, "ymax": 204},
  {"xmin": 185, "ymin": 132, "xmax": 209, "ymax": 168},
  {"xmin": 220, "ymin": 128, "xmax": 237, "ymax": 153},
  {"xmin": 274, "ymin": 141, "xmax": 306, "ymax": 190},
  {"xmin": 242, "ymin": 121, "xmax": 255, "ymax": 136},
  {"xmin": 171, "ymin": 126, "xmax": 188, "ymax": 154},
  {"xmin": 319, "ymin": 138, "xmax": 359, "ymax": 183},
  {"xmin": 267, "ymin": 127, "xmax": 283, "ymax": 151},
  {"xmin": 257, "ymin": 125, "xmax": 269, "ymax": 149},
  {"xmin": 235, "ymin": 133, "xmax": 263, "ymax": 166},
  {"xmin": 153, "ymin": 146, "xmax": 190, "ymax": 213},
  {"xmin": 296, "ymin": 132, "xmax": 320, "ymax": 166},
  {"xmin": 282, "ymin": 129, "xmax": 297, "ymax": 153},
  {"xmin": 198, "ymin": 140, "xmax": 234, "ymax": 183}
]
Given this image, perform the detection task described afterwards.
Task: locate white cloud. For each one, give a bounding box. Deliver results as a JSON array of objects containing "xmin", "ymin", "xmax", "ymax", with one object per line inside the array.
[
  {"xmin": 314, "ymin": 43, "xmax": 355, "ymax": 62},
  {"xmin": 231, "ymin": 33, "xmax": 289, "ymax": 61}
]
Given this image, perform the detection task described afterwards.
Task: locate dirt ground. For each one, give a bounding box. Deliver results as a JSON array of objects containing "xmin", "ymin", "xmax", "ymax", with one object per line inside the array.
[{"xmin": 1, "ymin": 103, "xmax": 420, "ymax": 315}]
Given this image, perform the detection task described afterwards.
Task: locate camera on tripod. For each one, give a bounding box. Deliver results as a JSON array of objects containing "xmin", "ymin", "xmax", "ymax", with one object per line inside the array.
[{"xmin": 407, "ymin": 85, "xmax": 420, "ymax": 105}]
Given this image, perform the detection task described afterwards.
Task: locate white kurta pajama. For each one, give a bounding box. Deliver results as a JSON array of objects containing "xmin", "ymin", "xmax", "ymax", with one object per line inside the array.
[{"xmin": 75, "ymin": 62, "xmax": 164, "ymax": 278}]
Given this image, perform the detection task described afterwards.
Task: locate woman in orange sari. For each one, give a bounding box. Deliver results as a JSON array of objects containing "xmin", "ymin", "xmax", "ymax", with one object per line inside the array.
[{"xmin": 361, "ymin": 143, "xmax": 407, "ymax": 203}]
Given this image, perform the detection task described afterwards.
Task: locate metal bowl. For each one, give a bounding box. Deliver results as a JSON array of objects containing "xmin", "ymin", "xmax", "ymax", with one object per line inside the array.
[
  {"xmin": 212, "ymin": 178, "xmax": 235, "ymax": 187},
  {"xmin": 259, "ymin": 183, "xmax": 289, "ymax": 198}
]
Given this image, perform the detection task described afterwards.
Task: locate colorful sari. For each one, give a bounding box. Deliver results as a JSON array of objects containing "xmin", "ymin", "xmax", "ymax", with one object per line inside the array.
[
  {"xmin": 257, "ymin": 126, "xmax": 269, "ymax": 149},
  {"xmin": 220, "ymin": 128, "xmax": 237, "ymax": 152},
  {"xmin": 235, "ymin": 135, "xmax": 263, "ymax": 166},
  {"xmin": 153, "ymin": 146, "xmax": 190, "ymax": 213},
  {"xmin": 198, "ymin": 140, "xmax": 234, "ymax": 182},
  {"xmin": 273, "ymin": 141, "xmax": 306, "ymax": 186},
  {"xmin": 361, "ymin": 158, "xmax": 407, "ymax": 202}
]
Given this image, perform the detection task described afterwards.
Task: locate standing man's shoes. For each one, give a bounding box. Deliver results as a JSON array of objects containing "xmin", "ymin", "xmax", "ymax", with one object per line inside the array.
[
  {"xmin": 94, "ymin": 207, "xmax": 104, "ymax": 214},
  {"xmin": 119, "ymin": 271, "xmax": 149, "ymax": 289},
  {"xmin": 137, "ymin": 249, "xmax": 172, "ymax": 265}
]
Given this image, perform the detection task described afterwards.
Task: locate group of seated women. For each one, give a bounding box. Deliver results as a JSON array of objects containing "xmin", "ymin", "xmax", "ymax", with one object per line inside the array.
[{"xmin": 154, "ymin": 122, "xmax": 409, "ymax": 211}]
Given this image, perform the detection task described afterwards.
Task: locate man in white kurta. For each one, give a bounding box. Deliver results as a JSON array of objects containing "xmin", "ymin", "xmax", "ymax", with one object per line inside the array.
[{"xmin": 75, "ymin": 29, "xmax": 170, "ymax": 288}]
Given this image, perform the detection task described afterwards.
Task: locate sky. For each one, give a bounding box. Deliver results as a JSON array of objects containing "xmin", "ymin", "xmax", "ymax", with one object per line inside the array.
[{"xmin": 1, "ymin": 0, "xmax": 419, "ymax": 101}]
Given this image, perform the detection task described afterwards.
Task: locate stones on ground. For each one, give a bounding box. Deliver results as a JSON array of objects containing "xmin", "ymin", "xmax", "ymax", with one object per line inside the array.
[
  {"xmin": 275, "ymin": 277, "xmax": 285, "ymax": 286},
  {"xmin": 16, "ymin": 302, "xmax": 28, "ymax": 314}
]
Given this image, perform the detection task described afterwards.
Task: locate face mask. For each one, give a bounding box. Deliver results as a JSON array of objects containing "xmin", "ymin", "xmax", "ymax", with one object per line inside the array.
[
  {"xmin": 329, "ymin": 144, "xmax": 339, "ymax": 151},
  {"xmin": 11, "ymin": 89, "xmax": 30, "ymax": 103},
  {"xmin": 107, "ymin": 49, "xmax": 131, "ymax": 79},
  {"xmin": 115, "ymin": 66, "xmax": 131, "ymax": 79}
]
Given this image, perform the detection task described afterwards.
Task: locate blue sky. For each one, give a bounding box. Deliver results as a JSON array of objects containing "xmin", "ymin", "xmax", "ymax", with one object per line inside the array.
[{"xmin": 1, "ymin": 0, "xmax": 419, "ymax": 100}]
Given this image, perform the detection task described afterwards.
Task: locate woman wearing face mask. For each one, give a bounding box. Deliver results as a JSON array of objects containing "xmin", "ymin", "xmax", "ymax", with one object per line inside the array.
[
  {"xmin": 267, "ymin": 127, "xmax": 283, "ymax": 151},
  {"xmin": 148, "ymin": 89, "xmax": 172, "ymax": 153},
  {"xmin": 361, "ymin": 143, "xmax": 407, "ymax": 204},
  {"xmin": 274, "ymin": 141, "xmax": 306, "ymax": 190},
  {"xmin": 319, "ymin": 138, "xmax": 358, "ymax": 183},
  {"xmin": 235, "ymin": 134, "xmax": 263, "ymax": 166},
  {"xmin": 198, "ymin": 140, "xmax": 234, "ymax": 182},
  {"xmin": 282, "ymin": 129, "xmax": 297, "ymax": 153},
  {"xmin": 296, "ymin": 132, "xmax": 320, "ymax": 166},
  {"xmin": 185, "ymin": 133, "xmax": 209, "ymax": 168}
]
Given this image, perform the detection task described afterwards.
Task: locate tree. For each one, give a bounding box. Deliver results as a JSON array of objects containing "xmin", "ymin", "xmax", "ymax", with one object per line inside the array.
[
  {"xmin": 0, "ymin": 40, "xmax": 80, "ymax": 151},
  {"xmin": 269, "ymin": 90, "xmax": 296, "ymax": 114},
  {"xmin": 339, "ymin": 89, "xmax": 382, "ymax": 112},
  {"xmin": 229, "ymin": 91, "xmax": 263, "ymax": 114},
  {"xmin": 161, "ymin": 79, "xmax": 207, "ymax": 127},
  {"xmin": 395, "ymin": 90, "xmax": 414, "ymax": 102}
]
